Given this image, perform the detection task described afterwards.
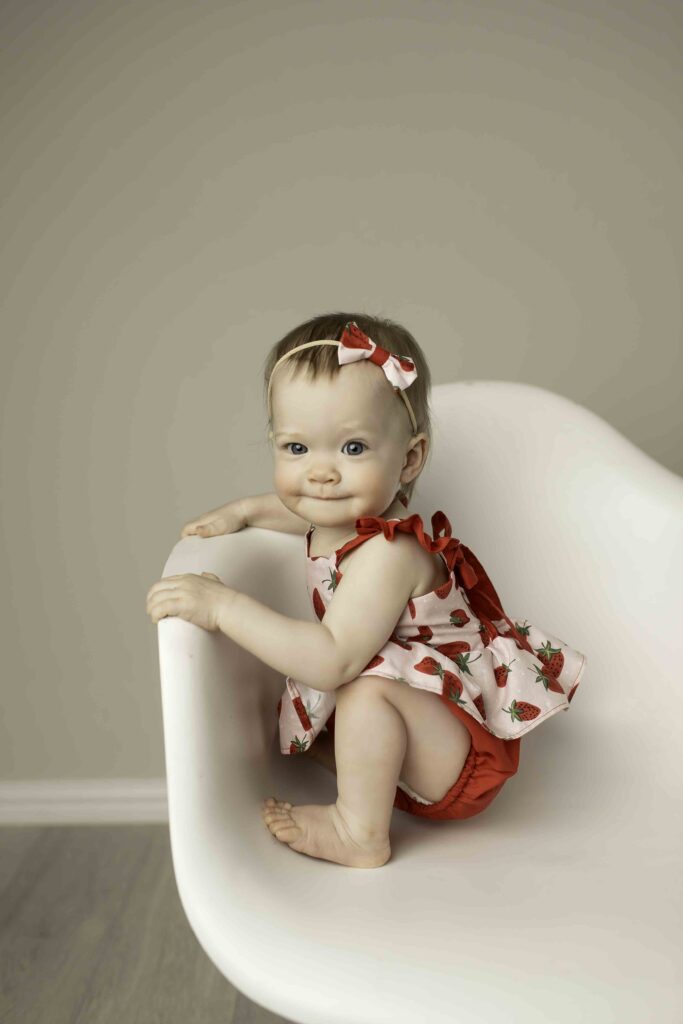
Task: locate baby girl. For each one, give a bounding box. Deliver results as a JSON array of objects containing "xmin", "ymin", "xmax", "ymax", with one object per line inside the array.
[{"xmin": 145, "ymin": 314, "xmax": 587, "ymax": 869}]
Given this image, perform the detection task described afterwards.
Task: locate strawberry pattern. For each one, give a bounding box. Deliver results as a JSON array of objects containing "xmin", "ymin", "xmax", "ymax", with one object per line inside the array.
[{"xmin": 278, "ymin": 510, "xmax": 588, "ymax": 755}]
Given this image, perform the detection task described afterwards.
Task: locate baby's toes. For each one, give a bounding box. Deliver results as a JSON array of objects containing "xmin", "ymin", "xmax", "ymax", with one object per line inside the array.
[
  {"xmin": 261, "ymin": 798, "xmax": 293, "ymax": 825},
  {"xmin": 268, "ymin": 810, "xmax": 301, "ymax": 842},
  {"xmin": 262, "ymin": 797, "xmax": 291, "ymax": 813},
  {"xmin": 264, "ymin": 803, "xmax": 290, "ymax": 824}
]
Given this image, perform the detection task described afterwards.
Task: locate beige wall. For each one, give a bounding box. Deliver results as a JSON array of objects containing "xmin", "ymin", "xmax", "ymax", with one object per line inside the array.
[{"xmin": 1, "ymin": 0, "xmax": 681, "ymax": 781}]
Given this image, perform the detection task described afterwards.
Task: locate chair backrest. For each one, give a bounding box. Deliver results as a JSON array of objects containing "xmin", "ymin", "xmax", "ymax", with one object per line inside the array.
[{"xmin": 158, "ymin": 379, "xmax": 683, "ymax": 1024}]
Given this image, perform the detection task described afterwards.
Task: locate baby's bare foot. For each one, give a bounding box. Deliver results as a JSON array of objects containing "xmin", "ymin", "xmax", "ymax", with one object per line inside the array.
[{"xmin": 261, "ymin": 797, "xmax": 391, "ymax": 868}]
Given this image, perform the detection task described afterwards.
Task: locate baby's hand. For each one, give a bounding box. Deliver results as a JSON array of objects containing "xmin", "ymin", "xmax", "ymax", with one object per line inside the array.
[
  {"xmin": 180, "ymin": 499, "xmax": 246, "ymax": 539},
  {"xmin": 145, "ymin": 571, "xmax": 230, "ymax": 632}
]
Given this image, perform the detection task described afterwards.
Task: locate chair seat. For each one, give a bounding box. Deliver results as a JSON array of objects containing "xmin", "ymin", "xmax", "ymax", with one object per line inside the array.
[{"xmin": 157, "ymin": 381, "xmax": 683, "ymax": 1024}]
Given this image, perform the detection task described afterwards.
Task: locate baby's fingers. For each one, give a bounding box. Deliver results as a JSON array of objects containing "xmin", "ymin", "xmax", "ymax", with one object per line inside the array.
[{"xmin": 181, "ymin": 519, "xmax": 217, "ymax": 538}]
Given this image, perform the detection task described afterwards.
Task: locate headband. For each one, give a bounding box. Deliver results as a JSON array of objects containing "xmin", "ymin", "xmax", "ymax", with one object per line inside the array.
[{"xmin": 266, "ymin": 321, "xmax": 418, "ymax": 440}]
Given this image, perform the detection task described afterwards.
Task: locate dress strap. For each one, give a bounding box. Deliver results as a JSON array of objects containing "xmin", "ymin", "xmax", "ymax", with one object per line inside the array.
[
  {"xmin": 333, "ymin": 518, "xmax": 398, "ymax": 564},
  {"xmin": 334, "ymin": 510, "xmax": 479, "ymax": 588}
]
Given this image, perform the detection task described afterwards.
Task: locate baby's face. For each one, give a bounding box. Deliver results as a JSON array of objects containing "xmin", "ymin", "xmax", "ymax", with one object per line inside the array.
[{"xmin": 270, "ymin": 361, "xmax": 412, "ymax": 528}]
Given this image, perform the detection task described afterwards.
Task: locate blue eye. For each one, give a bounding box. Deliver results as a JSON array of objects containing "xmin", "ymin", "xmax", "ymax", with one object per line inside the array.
[
  {"xmin": 343, "ymin": 441, "xmax": 367, "ymax": 455},
  {"xmin": 282, "ymin": 441, "xmax": 367, "ymax": 456}
]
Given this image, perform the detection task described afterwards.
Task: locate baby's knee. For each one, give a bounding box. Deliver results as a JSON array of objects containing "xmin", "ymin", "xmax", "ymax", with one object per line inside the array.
[{"xmin": 335, "ymin": 673, "xmax": 392, "ymax": 701}]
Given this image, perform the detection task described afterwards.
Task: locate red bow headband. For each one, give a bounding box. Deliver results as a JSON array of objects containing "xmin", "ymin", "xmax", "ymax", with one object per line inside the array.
[{"xmin": 266, "ymin": 321, "xmax": 418, "ymax": 438}]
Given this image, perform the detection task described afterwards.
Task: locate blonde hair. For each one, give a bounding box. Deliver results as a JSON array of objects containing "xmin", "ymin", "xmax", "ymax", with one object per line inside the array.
[{"xmin": 262, "ymin": 311, "xmax": 433, "ymax": 505}]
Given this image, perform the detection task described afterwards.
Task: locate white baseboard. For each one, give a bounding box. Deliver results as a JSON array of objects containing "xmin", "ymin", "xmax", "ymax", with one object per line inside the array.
[{"xmin": 0, "ymin": 778, "xmax": 168, "ymax": 825}]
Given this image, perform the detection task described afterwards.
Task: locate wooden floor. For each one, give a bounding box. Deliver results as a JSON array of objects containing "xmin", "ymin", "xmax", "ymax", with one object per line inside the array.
[{"xmin": 0, "ymin": 826, "xmax": 292, "ymax": 1024}]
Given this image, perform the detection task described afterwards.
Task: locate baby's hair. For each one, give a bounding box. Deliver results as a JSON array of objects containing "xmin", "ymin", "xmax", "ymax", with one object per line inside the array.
[{"xmin": 262, "ymin": 311, "xmax": 433, "ymax": 505}]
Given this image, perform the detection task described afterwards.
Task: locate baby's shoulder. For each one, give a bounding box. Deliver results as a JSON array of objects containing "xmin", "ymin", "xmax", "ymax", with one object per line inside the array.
[
  {"xmin": 340, "ymin": 529, "xmax": 448, "ymax": 599},
  {"xmin": 338, "ymin": 528, "xmax": 417, "ymax": 577},
  {"xmin": 396, "ymin": 531, "xmax": 450, "ymax": 598}
]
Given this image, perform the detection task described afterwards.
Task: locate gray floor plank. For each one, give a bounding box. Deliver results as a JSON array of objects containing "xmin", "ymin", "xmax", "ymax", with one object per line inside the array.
[{"xmin": 0, "ymin": 826, "xmax": 291, "ymax": 1024}]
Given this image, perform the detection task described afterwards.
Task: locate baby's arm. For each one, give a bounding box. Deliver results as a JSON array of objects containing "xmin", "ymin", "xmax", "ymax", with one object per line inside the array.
[
  {"xmin": 240, "ymin": 492, "xmax": 310, "ymax": 535},
  {"xmin": 216, "ymin": 531, "xmax": 420, "ymax": 690},
  {"xmin": 181, "ymin": 492, "xmax": 308, "ymax": 538},
  {"xmin": 319, "ymin": 534, "xmax": 420, "ymax": 681}
]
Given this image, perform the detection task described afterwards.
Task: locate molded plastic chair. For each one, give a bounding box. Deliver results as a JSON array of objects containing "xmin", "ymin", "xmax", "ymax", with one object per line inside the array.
[{"xmin": 156, "ymin": 381, "xmax": 683, "ymax": 1024}]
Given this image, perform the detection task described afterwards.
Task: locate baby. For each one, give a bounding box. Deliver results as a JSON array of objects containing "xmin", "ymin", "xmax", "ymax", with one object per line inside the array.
[{"xmin": 146, "ymin": 314, "xmax": 587, "ymax": 870}]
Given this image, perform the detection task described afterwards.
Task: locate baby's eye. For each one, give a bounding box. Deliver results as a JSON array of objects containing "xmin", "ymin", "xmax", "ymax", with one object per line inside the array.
[
  {"xmin": 342, "ymin": 440, "xmax": 367, "ymax": 456},
  {"xmin": 280, "ymin": 440, "xmax": 368, "ymax": 456}
]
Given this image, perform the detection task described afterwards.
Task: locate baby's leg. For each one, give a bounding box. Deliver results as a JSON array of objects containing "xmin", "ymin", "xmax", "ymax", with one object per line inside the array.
[
  {"xmin": 262, "ymin": 676, "xmax": 403, "ymax": 868},
  {"xmin": 333, "ymin": 674, "xmax": 410, "ymax": 843},
  {"xmin": 385, "ymin": 679, "xmax": 472, "ymax": 801},
  {"xmin": 334, "ymin": 675, "xmax": 472, "ymax": 834},
  {"xmin": 313, "ymin": 683, "xmax": 471, "ymax": 799}
]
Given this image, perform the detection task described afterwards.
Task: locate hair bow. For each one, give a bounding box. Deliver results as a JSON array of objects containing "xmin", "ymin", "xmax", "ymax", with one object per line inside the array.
[{"xmin": 338, "ymin": 322, "xmax": 418, "ymax": 392}]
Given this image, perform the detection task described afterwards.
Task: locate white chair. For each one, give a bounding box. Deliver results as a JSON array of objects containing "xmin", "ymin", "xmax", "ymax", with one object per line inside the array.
[{"xmin": 156, "ymin": 381, "xmax": 683, "ymax": 1024}]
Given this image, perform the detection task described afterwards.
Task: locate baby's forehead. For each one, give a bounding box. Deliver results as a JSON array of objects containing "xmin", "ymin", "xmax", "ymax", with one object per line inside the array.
[
  {"xmin": 274, "ymin": 362, "xmax": 391, "ymax": 415},
  {"xmin": 275, "ymin": 405, "xmax": 385, "ymax": 436}
]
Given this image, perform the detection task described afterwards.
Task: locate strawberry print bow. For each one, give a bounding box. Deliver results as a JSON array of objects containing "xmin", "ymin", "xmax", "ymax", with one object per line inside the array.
[{"xmin": 338, "ymin": 322, "xmax": 418, "ymax": 391}]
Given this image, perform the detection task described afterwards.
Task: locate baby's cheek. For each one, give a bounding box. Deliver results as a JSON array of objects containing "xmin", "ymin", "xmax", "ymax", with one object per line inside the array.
[
  {"xmin": 272, "ymin": 462, "xmax": 288, "ymax": 485},
  {"xmin": 273, "ymin": 462, "xmax": 292, "ymax": 491},
  {"xmin": 273, "ymin": 466, "xmax": 299, "ymax": 505}
]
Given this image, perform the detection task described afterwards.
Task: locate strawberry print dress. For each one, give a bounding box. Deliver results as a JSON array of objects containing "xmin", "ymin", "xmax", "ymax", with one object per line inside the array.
[{"xmin": 276, "ymin": 510, "xmax": 587, "ymax": 756}]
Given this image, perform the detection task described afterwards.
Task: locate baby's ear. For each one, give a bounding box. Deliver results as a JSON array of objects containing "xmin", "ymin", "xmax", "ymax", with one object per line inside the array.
[{"xmin": 201, "ymin": 572, "xmax": 221, "ymax": 581}]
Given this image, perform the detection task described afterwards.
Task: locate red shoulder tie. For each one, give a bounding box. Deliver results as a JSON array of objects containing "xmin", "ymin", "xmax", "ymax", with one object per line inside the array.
[
  {"xmin": 339, "ymin": 510, "xmax": 479, "ymax": 589},
  {"xmin": 338, "ymin": 510, "xmax": 537, "ymax": 658}
]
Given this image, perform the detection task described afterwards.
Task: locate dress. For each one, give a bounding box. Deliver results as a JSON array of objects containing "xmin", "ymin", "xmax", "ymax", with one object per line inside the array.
[{"xmin": 276, "ymin": 509, "xmax": 588, "ymax": 820}]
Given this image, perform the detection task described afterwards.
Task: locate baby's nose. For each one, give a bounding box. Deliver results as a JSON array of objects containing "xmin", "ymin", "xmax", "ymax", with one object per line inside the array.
[{"xmin": 309, "ymin": 466, "xmax": 341, "ymax": 482}]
